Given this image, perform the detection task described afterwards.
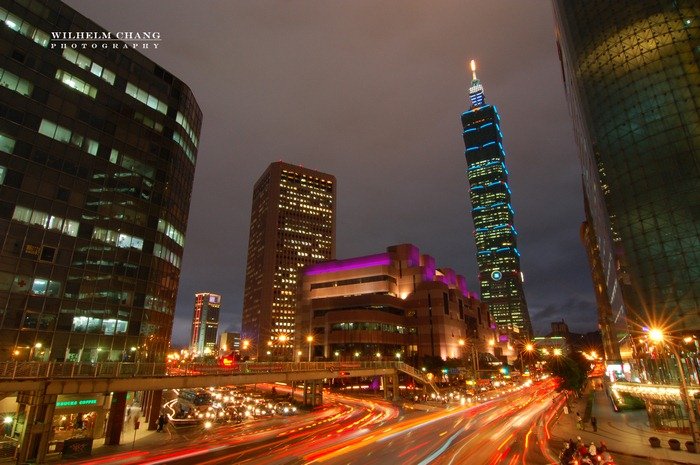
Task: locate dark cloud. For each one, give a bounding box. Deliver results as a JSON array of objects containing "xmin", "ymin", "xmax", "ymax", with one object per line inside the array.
[
  {"xmin": 532, "ymin": 297, "xmax": 598, "ymax": 334},
  {"xmin": 65, "ymin": 0, "xmax": 599, "ymax": 346}
]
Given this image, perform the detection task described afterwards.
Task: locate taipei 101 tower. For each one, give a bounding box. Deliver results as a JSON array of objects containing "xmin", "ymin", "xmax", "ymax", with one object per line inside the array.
[{"xmin": 460, "ymin": 60, "xmax": 532, "ymax": 338}]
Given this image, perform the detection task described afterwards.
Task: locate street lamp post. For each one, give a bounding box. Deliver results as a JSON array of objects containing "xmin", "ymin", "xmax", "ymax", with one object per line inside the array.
[
  {"xmin": 306, "ymin": 335, "xmax": 314, "ymax": 362},
  {"xmin": 278, "ymin": 335, "xmax": 289, "ymax": 361},
  {"xmin": 521, "ymin": 343, "xmax": 534, "ymax": 373},
  {"xmin": 649, "ymin": 328, "xmax": 700, "ymax": 450}
]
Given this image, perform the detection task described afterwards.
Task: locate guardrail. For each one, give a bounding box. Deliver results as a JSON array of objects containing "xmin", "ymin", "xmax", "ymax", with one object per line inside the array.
[{"xmin": 0, "ymin": 360, "xmax": 406, "ymax": 381}]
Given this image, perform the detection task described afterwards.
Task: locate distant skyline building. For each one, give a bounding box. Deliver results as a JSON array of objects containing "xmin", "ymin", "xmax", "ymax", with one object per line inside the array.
[
  {"xmin": 219, "ymin": 331, "xmax": 240, "ymax": 354},
  {"xmin": 295, "ymin": 244, "xmax": 495, "ymax": 364},
  {"xmin": 241, "ymin": 162, "xmax": 336, "ymax": 359},
  {"xmin": 553, "ymin": 2, "xmax": 700, "ymax": 340},
  {"xmin": 0, "ymin": 1, "xmax": 201, "ymax": 363},
  {"xmin": 190, "ymin": 293, "xmax": 221, "ymax": 355},
  {"xmin": 459, "ymin": 60, "xmax": 532, "ymax": 338}
]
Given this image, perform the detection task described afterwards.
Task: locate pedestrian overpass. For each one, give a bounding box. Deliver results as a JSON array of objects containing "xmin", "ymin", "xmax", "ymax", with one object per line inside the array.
[{"xmin": 0, "ymin": 360, "xmax": 437, "ymax": 463}]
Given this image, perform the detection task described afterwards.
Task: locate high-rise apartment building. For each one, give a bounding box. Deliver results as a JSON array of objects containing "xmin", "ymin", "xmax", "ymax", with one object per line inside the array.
[
  {"xmin": 459, "ymin": 61, "xmax": 532, "ymax": 337},
  {"xmin": 0, "ymin": 1, "xmax": 201, "ymax": 362},
  {"xmin": 553, "ymin": 1, "xmax": 699, "ymax": 337},
  {"xmin": 241, "ymin": 162, "xmax": 335, "ymax": 359},
  {"xmin": 190, "ymin": 292, "xmax": 220, "ymax": 355}
]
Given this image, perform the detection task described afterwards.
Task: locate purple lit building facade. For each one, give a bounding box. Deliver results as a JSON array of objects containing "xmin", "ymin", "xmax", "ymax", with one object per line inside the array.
[{"xmin": 295, "ymin": 244, "xmax": 495, "ymax": 363}]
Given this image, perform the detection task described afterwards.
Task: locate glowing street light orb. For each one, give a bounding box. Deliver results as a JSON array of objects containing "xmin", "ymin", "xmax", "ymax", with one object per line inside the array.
[{"xmin": 648, "ymin": 328, "xmax": 664, "ymax": 343}]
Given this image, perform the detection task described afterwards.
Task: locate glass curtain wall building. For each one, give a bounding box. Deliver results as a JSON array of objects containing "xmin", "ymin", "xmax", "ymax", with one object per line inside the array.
[
  {"xmin": 241, "ymin": 162, "xmax": 335, "ymax": 359},
  {"xmin": 460, "ymin": 61, "xmax": 532, "ymax": 338},
  {"xmin": 553, "ymin": 0, "xmax": 699, "ymax": 340},
  {"xmin": 0, "ymin": 0, "xmax": 201, "ymax": 362}
]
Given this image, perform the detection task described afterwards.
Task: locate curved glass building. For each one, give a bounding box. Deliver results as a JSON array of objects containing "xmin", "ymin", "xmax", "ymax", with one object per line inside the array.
[
  {"xmin": 0, "ymin": 1, "xmax": 201, "ymax": 362},
  {"xmin": 553, "ymin": 1, "xmax": 700, "ymax": 338}
]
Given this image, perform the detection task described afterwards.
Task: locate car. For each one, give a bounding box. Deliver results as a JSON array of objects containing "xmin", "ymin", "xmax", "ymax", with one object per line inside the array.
[{"xmin": 275, "ymin": 402, "xmax": 297, "ymax": 415}]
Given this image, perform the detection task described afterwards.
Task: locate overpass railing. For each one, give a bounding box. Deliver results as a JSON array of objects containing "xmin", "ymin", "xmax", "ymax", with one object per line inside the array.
[{"xmin": 0, "ymin": 360, "xmax": 404, "ymax": 380}]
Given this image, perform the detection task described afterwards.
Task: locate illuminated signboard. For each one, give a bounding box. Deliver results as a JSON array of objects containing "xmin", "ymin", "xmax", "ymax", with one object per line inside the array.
[{"xmin": 56, "ymin": 399, "xmax": 98, "ymax": 408}]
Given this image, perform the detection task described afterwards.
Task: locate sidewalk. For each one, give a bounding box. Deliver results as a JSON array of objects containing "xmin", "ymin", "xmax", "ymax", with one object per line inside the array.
[{"xmin": 550, "ymin": 383, "xmax": 700, "ymax": 464}]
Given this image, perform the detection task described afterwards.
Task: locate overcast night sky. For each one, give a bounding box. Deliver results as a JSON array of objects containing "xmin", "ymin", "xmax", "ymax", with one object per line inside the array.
[{"xmin": 66, "ymin": 0, "xmax": 598, "ymax": 347}]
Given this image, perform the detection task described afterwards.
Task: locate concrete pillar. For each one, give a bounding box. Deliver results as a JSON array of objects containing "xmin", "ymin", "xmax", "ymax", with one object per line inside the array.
[
  {"xmin": 383, "ymin": 376, "xmax": 390, "ymax": 399},
  {"xmin": 16, "ymin": 389, "xmax": 56, "ymax": 464},
  {"xmin": 141, "ymin": 390, "xmax": 152, "ymax": 426},
  {"xmin": 146, "ymin": 390, "xmax": 163, "ymax": 430},
  {"xmin": 392, "ymin": 374, "xmax": 399, "ymax": 400},
  {"xmin": 104, "ymin": 391, "xmax": 127, "ymax": 445},
  {"xmin": 303, "ymin": 381, "xmax": 308, "ymax": 406}
]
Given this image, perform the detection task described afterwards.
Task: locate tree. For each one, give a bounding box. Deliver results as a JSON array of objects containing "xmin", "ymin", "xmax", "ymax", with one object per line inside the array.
[{"xmin": 549, "ymin": 351, "xmax": 590, "ymax": 391}]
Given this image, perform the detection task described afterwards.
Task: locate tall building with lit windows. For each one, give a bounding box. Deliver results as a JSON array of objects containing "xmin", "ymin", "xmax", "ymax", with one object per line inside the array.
[
  {"xmin": 241, "ymin": 162, "xmax": 335, "ymax": 359},
  {"xmin": 190, "ymin": 293, "xmax": 221, "ymax": 355},
  {"xmin": 0, "ymin": 1, "xmax": 201, "ymax": 362},
  {"xmin": 460, "ymin": 60, "xmax": 532, "ymax": 337}
]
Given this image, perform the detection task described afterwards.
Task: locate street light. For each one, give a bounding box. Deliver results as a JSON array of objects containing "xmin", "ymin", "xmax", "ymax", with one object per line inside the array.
[
  {"xmin": 306, "ymin": 335, "xmax": 314, "ymax": 362},
  {"xmin": 648, "ymin": 327, "xmax": 700, "ymax": 450},
  {"xmin": 521, "ymin": 342, "xmax": 535, "ymax": 372},
  {"xmin": 29, "ymin": 342, "xmax": 42, "ymax": 361}
]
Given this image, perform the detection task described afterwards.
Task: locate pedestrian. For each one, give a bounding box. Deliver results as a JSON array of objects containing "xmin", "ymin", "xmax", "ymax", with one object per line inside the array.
[
  {"xmin": 589, "ymin": 442, "xmax": 597, "ymax": 456},
  {"xmin": 157, "ymin": 414, "xmax": 166, "ymax": 432},
  {"xmin": 591, "ymin": 416, "xmax": 597, "ymax": 432},
  {"xmin": 576, "ymin": 412, "xmax": 583, "ymax": 430}
]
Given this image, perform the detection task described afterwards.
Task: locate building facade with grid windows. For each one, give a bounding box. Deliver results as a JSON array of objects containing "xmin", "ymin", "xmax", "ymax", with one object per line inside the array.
[
  {"xmin": 241, "ymin": 161, "xmax": 335, "ymax": 360},
  {"xmin": 0, "ymin": 0, "xmax": 201, "ymax": 362}
]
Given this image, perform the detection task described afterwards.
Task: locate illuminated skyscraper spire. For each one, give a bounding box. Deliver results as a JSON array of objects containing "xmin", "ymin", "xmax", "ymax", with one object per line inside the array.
[
  {"xmin": 468, "ymin": 59, "xmax": 485, "ymax": 108},
  {"xmin": 460, "ymin": 60, "xmax": 532, "ymax": 338}
]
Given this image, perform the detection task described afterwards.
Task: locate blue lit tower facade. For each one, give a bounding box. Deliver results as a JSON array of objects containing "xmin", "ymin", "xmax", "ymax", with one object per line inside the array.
[{"xmin": 460, "ymin": 61, "xmax": 532, "ymax": 338}]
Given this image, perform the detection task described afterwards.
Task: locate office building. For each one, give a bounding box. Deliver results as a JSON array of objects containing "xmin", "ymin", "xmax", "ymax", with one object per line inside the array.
[
  {"xmin": 241, "ymin": 162, "xmax": 335, "ymax": 359},
  {"xmin": 553, "ymin": 1, "xmax": 699, "ymax": 338},
  {"xmin": 554, "ymin": 0, "xmax": 700, "ymax": 431},
  {"xmin": 459, "ymin": 60, "xmax": 532, "ymax": 337},
  {"xmin": 296, "ymin": 244, "xmax": 495, "ymax": 364},
  {"xmin": 219, "ymin": 331, "xmax": 240, "ymax": 354},
  {"xmin": 0, "ymin": 1, "xmax": 201, "ymax": 363},
  {"xmin": 190, "ymin": 292, "xmax": 220, "ymax": 355}
]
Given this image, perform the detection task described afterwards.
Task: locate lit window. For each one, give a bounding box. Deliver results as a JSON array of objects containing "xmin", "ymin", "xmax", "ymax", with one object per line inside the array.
[
  {"xmin": 0, "ymin": 7, "xmax": 49, "ymax": 47},
  {"xmin": 0, "ymin": 133, "xmax": 15, "ymax": 154},
  {"xmin": 125, "ymin": 82, "xmax": 167, "ymax": 114},
  {"xmin": 61, "ymin": 49, "xmax": 115, "ymax": 85},
  {"xmin": 38, "ymin": 119, "xmax": 98, "ymax": 156},
  {"xmin": 55, "ymin": 69, "xmax": 97, "ymax": 98},
  {"xmin": 0, "ymin": 67, "xmax": 32, "ymax": 96}
]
